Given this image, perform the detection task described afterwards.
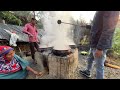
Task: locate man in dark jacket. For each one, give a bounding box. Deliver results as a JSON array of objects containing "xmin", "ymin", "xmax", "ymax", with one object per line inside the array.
[{"xmin": 80, "ymin": 11, "xmax": 119, "ymax": 79}]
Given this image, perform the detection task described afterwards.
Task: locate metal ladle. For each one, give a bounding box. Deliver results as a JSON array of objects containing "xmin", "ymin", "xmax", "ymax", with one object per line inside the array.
[
  {"xmin": 57, "ymin": 20, "xmax": 91, "ymax": 29},
  {"xmin": 57, "ymin": 20, "xmax": 78, "ymax": 26}
]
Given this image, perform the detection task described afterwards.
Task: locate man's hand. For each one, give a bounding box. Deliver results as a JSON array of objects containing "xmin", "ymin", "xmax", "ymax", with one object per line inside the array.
[
  {"xmin": 38, "ymin": 42, "xmax": 40, "ymax": 44},
  {"xmin": 29, "ymin": 34, "xmax": 33, "ymax": 37},
  {"xmin": 95, "ymin": 49, "xmax": 103, "ymax": 58}
]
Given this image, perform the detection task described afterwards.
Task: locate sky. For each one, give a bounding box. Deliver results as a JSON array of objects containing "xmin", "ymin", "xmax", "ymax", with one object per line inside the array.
[
  {"xmin": 70, "ymin": 11, "xmax": 96, "ymax": 23},
  {"xmin": 36, "ymin": 11, "xmax": 96, "ymax": 23}
]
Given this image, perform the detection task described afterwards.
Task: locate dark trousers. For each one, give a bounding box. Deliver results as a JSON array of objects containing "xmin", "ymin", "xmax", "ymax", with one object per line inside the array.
[{"xmin": 29, "ymin": 42, "xmax": 39, "ymax": 60}]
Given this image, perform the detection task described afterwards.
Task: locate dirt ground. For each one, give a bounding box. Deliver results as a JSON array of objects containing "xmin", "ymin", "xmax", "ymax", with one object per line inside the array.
[{"xmin": 25, "ymin": 52, "xmax": 120, "ymax": 79}]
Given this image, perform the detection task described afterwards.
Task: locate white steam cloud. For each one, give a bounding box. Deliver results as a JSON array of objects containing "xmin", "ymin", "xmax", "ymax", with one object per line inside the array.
[{"xmin": 40, "ymin": 11, "xmax": 75, "ymax": 50}]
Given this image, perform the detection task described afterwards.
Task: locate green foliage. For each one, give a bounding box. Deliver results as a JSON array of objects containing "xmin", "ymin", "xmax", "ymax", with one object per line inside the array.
[
  {"xmin": 112, "ymin": 28, "xmax": 120, "ymax": 56},
  {"xmin": 0, "ymin": 11, "xmax": 22, "ymax": 25},
  {"xmin": 0, "ymin": 11, "xmax": 44, "ymax": 27}
]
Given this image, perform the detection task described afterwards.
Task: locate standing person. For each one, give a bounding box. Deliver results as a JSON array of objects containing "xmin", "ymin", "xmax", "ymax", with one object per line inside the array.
[
  {"xmin": 80, "ymin": 11, "xmax": 119, "ymax": 79},
  {"xmin": 23, "ymin": 18, "xmax": 40, "ymax": 64}
]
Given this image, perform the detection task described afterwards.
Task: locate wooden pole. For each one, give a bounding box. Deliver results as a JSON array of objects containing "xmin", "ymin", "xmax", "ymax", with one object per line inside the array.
[{"xmin": 33, "ymin": 11, "xmax": 35, "ymax": 19}]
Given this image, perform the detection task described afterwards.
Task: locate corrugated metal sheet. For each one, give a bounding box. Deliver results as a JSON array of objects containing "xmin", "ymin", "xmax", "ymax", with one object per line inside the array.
[
  {"xmin": 0, "ymin": 23, "xmax": 42, "ymax": 42},
  {"xmin": 0, "ymin": 27, "xmax": 10, "ymax": 40}
]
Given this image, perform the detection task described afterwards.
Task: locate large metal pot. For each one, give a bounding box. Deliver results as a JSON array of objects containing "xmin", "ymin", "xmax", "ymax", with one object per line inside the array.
[
  {"xmin": 52, "ymin": 49, "xmax": 72, "ymax": 57},
  {"xmin": 52, "ymin": 45, "xmax": 72, "ymax": 57}
]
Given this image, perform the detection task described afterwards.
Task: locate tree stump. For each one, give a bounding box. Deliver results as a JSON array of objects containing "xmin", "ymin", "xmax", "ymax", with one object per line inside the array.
[{"xmin": 48, "ymin": 48, "xmax": 78, "ymax": 79}]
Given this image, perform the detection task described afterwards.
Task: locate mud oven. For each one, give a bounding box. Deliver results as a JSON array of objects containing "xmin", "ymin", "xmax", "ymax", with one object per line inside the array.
[{"xmin": 35, "ymin": 46, "xmax": 78, "ymax": 79}]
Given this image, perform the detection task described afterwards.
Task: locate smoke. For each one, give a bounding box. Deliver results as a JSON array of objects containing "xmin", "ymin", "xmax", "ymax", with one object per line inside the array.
[{"xmin": 40, "ymin": 11, "xmax": 75, "ymax": 50}]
